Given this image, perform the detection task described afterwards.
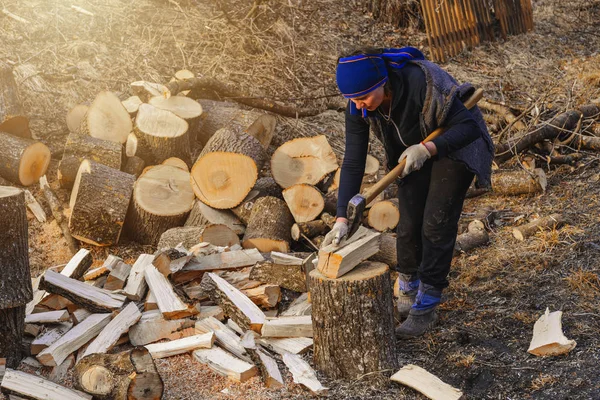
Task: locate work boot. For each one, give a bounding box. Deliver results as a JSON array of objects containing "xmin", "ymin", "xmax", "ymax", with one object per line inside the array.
[
  {"xmin": 395, "ymin": 282, "xmax": 442, "ymax": 339},
  {"xmin": 396, "ymin": 274, "xmax": 419, "ymax": 319}
]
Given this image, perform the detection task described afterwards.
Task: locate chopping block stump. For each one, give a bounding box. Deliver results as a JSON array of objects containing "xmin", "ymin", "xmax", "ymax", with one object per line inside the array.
[{"xmin": 309, "ymin": 261, "xmax": 398, "ymax": 379}]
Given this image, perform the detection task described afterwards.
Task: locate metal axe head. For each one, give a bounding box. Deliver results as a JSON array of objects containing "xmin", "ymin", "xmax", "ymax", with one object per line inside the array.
[{"xmin": 346, "ymin": 193, "xmax": 367, "ymax": 239}]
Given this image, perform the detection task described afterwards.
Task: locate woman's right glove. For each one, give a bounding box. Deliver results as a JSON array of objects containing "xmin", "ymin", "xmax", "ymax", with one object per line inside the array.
[{"xmin": 321, "ymin": 219, "xmax": 349, "ymax": 248}]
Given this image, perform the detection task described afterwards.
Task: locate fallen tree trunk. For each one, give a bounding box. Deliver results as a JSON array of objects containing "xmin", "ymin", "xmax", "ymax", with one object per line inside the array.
[
  {"xmin": 513, "ymin": 213, "xmax": 566, "ymax": 241},
  {"xmin": 79, "ymin": 91, "xmax": 132, "ymax": 144},
  {"xmin": 0, "ymin": 132, "xmax": 51, "ymax": 186},
  {"xmin": 491, "ymin": 168, "xmax": 547, "ymax": 196},
  {"xmin": 0, "ymin": 67, "xmax": 30, "ymax": 138},
  {"xmin": 242, "ymin": 196, "xmax": 294, "ymax": 253}
]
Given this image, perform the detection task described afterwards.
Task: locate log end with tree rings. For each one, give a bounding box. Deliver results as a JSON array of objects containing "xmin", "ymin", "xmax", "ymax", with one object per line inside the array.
[
  {"xmin": 367, "ymin": 199, "xmax": 400, "ymax": 232},
  {"xmin": 148, "ymin": 95, "xmax": 203, "ymax": 141},
  {"xmin": 199, "ymin": 223, "xmax": 240, "ymax": 247},
  {"xmin": 66, "ymin": 104, "xmax": 89, "ymax": 133},
  {"xmin": 162, "ymin": 157, "xmax": 189, "ymax": 172},
  {"xmin": 242, "ymin": 196, "xmax": 293, "ymax": 253},
  {"xmin": 122, "ymin": 96, "xmax": 143, "ymax": 117},
  {"xmin": 270, "ymin": 135, "xmax": 339, "ymax": 189},
  {"xmin": 282, "ymin": 184, "xmax": 324, "ymax": 223},
  {"xmin": 80, "ymin": 91, "xmax": 132, "ymax": 144},
  {"xmin": 18, "ymin": 141, "xmax": 52, "ymax": 186},
  {"xmin": 0, "ymin": 132, "xmax": 51, "ymax": 186},
  {"xmin": 79, "ymin": 365, "xmax": 114, "ymax": 396},
  {"xmin": 190, "ymin": 151, "xmax": 258, "ymax": 209}
]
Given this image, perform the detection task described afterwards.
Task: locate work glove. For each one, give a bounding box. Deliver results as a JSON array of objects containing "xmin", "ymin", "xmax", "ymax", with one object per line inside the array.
[
  {"xmin": 321, "ymin": 219, "xmax": 348, "ymax": 248},
  {"xmin": 399, "ymin": 143, "xmax": 431, "ymax": 178}
]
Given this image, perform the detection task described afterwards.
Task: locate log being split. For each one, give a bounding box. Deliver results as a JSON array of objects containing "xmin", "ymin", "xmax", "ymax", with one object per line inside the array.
[
  {"xmin": 185, "ymin": 199, "xmax": 245, "ymax": 235},
  {"xmin": 310, "ymin": 261, "xmax": 397, "ymax": 379},
  {"xmin": 454, "ymin": 220, "xmax": 489, "ymax": 255},
  {"xmin": 242, "ymin": 196, "xmax": 294, "ymax": 253},
  {"xmin": 513, "ymin": 213, "xmax": 566, "ymax": 241},
  {"xmin": 231, "ymin": 176, "xmax": 283, "ymax": 225},
  {"xmin": 282, "ymin": 183, "xmax": 324, "ymax": 223},
  {"xmin": 0, "ymin": 67, "xmax": 30, "ymax": 138},
  {"xmin": 0, "ymin": 132, "xmax": 51, "ymax": 186},
  {"xmin": 125, "ymin": 165, "xmax": 195, "ymax": 245},
  {"xmin": 79, "ymin": 91, "xmax": 132, "ymax": 144},
  {"xmin": 491, "ymin": 168, "xmax": 547, "ymax": 196},
  {"xmin": 69, "ymin": 161, "xmax": 135, "ymax": 246},
  {"xmin": 148, "ymin": 95, "xmax": 203, "ymax": 143},
  {"xmin": 368, "ymin": 198, "xmax": 400, "ymax": 231}
]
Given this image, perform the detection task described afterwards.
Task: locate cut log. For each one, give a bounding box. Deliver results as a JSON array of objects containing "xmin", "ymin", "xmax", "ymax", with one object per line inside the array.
[
  {"xmin": 198, "ymin": 224, "xmax": 240, "ymax": 247},
  {"xmin": 162, "ymin": 157, "xmax": 189, "ymax": 172},
  {"xmin": 149, "ymin": 95, "xmax": 203, "ymax": 143},
  {"xmin": 122, "ymin": 156, "xmax": 145, "ymax": 178},
  {"xmin": 81, "ymin": 303, "xmax": 142, "ymax": 358},
  {"xmin": 257, "ymin": 337, "xmax": 313, "ymax": 356},
  {"xmin": 200, "ymin": 272, "xmax": 266, "ymax": 333},
  {"xmin": 261, "ymin": 315, "xmax": 312, "ymax": 338},
  {"xmin": 103, "ymin": 261, "xmax": 132, "ymax": 291},
  {"xmin": 364, "ymin": 154, "xmax": 380, "ymax": 176},
  {"xmin": 58, "ymin": 133, "xmax": 122, "ymax": 189},
  {"xmin": 0, "ymin": 67, "xmax": 30, "ymax": 138},
  {"xmin": 40, "ymin": 270, "xmax": 127, "ymax": 312},
  {"xmin": 317, "ymin": 226, "xmax": 381, "ymax": 279},
  {"xmin": 310, "ymin": 261, "xmax": 397, "ymax": 379},
  {"xmin": 134, "ymin": 103, "xmax": 191, "ymax": 165},
  {"xmin": 69, "ymin": 161, "xmax": 135, "ymax": 246},
  {"xmin": 528, "ymin": 308, "xmax": 576, "ymax": 356},
  {"xmin": 513, "ymin": 214, "xmax": 566, "ymax": 241},
  {"xmin": 74, "ymin": 348, "xmax": 163, "ymax": 400},
  {"xmin": 281, "ymin": 293, "xmax": 312, "ymax": 316},
  {"xmin": 172, "ymin": 248, "xmax": 264, "ymax": 283},
  {"xmin": 0, "ymin": 133, "xmax": 50, "ymax": 186},
  {"xmin": 282, "ymin": 183, "xmax": 324, "ymax": 223},
  {"xmin": 145, "ymin": 332, "xmax": 214, "ymax": 359},
  {"xmin": 242, "ymin": 285, "xmax": 281, "ymax": 309},
  {"xmin": 390, "ymin": 364, "xmax": 463, "ymax": 400},
  {"xmin": 71, "ymin": 309, "xmax": 92, "ymax": 325},
  {"xmin": 144, "ymin": 265, "xmax": 196, "ymax": 319},
  {"xmin": 125, "ymin": 132, "xmax": 153, "ymax": 161},
  {"xmin": 368, "ymin": 198, "xmax": 400, "ymax": 232},
  {"xmin": 194, "ymin": 317, "xmax": 250, "ymax": 361},
  {"xmin": 124, "ymin": 254, "xmax": 154, "ymax": 301},
  {"xmin": 242, "ymin": 196, "xmax": 293, "ymax": 253},
  {"xmin": 24, "ymin": 189, "xmax": 46, "ymax": 222},
  {"xmin": 250, "ymin": 259, "xmax": 306, "ymax": 293},
  {"xmin": 249, "ymin": 347, "xmax": 284, "ymax": 388},
  {"xmin": 66, "ymin": 104, "xmax": 89, "ymax": 133},
  {"xmin": 30, "ymin": 322, "xmax": 73, "ymax": 356},
  {"xmin": 193, "ymin": 347, "xmax": 257, "ymax": 383},
  {"xmin": 158, "ymin": 225, "xmax": 238, "ymax": 250},
  {"xmin": 79, "ymin": 91, "xmax": 132, "ymax": 144},
  {"xmin": 491, "ymin": 168, "xmax": 547, "ymax": 196},
  {"xmin": 60, "ymin": 249, "xmax": 93, "ymax": 280},
  {"xmin": 171, "ymin": 69, "xmax": 194, "ymax": 97},
  {"xmin": 1, "ymin": 369, "xmax": 92, "ymax": 400},
  {"xmin": 125, "ymin": 164, "xmax": 194, "ymax": 245},
  {"xmin": 24, "ymin": 310, "xmax": 70, "ymax": 324},
  {"xmin": 185, "ymin": 199, "xmax": 245, "ymax": 235},
  {"xmin": 37, "ymin": 313, "xmax": 112, "ymax": 366},
  {"xmin": 231, "ymin": 176, "xmax": 283, "ymax": 224},
  {"xmin": 121, "ymin": 96, "xmax": 142, "ymax": 117},
  {"xmin": 131, "ymin": 81, "xmax": 169, "ymax": 102},
  {"xmin": 191, "ymin": 125, "xmax": 268, "ymax": 209},
  {"xmin": 454, "ymin": 220, "xmax": 489, "ymax": 255},
  {"xmin": 83, "ymin": 255, "xmax": 122, "ymax": 281},
  {"xmin": 128, "ymin": 310, "xmax": 190, "ymax": 346},
  {"xmin": 282, "ymin": 353, "xmax": 328, "ymax": 395},
  {"xmin": 39, "ymin": 175, "xmax": 79, "ymax": 255},
  {"xmin": 271, "ymin": 135, "xmax": 338, "ymax": 189},
  {"xmin": 195, "ymin": 101, "xmax": 262, "ymax": 146},
  {"xmin": 291, "ymin": 220, "xmax": 329, "ymax": 241},
  {"xmin": 322, "ymin": 189, "xmax": 338, "ymax": 215}
]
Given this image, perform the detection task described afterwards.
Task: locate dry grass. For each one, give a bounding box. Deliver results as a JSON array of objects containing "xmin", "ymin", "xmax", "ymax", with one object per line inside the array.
[
  {"xmin": 565, "ymin": 268, "xmax": 600, "ymax": 298},
  {"xmin": 530, "ymin": 373, "xmax": 558, "ymax": 391}
]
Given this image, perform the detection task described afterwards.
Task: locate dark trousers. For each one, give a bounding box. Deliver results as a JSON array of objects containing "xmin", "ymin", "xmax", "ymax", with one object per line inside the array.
[{"xmin": 395, "ymin": 157, "xmax": 474, "ymax": 289}]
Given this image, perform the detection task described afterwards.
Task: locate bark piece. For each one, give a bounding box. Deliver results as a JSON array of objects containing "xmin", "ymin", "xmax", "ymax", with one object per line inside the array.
[
  {"xmin": 144, "ymin": 265, "xmax": 196, "ymax": 319},
  {"xmin": 37, "ymin": 313, "xmax": 112, "ymax": 366},
  {"xmin": 282, "ymin": 183, "xmax": 324, "ymax": 223},
  {"xmin": 124, "ymin": 254, "xmax": 154, "ymax": 301},
  {"xmin": 148, "ymin": 95, "xmax": 203, "ymax": 143},
  {"xmin": 30, "ymin": 322, "xmax": 73, "ymax": 356},
  {"xmin": 128, "ymin": 310, "xmax": 190, "ymax": 346},
  {"xmin": 256, "ymin": 337, "xmax": 313, "ymax": 356},
  {"xmin": 454, "ymin": 220, "xmax": 489, "ymax": 255},
  {"xmin": 282, "ymin": 353, "xmax": 328, "ymax": 395},
  {"xmin": 79, "ymin": 91, "xmax": 132, "ymax": 143},
  {"xmin": 491, "ymin": 168, "xmax": 547, "ymax": 196},
  {"xmin": 103, "ymin": 261, "xmax": 132, "ymax": 291},
  {"xmin": 200, "ymin": 272, "xmax": 266, "ymax": 333},
  {"xmin": 317, "ymin": 226, "xmax": 381, "ymax": 279},
  {"xmin": 231, "ymin": 176, "xmax": 282, "ymax": 225},
  {"xmin": 69, "ymin": 161, "xmax": 135, "ymax": 246},
  {"xmin": 122, "ymin": 156, "xmax": 145, "ymax": 178},
  {"xmin": 390, "ymin": 364, "xmax": 464, "ymax": 400},
  {"xmin": 0, "ymin": 67, "xmax": 30, "ymax": 138},
  {"xmin": 185, "ymin": 199, "xmax": 245, "ymax": 235},
  {"xmin": 271, "ymin": 135, "xmax": 339, "ymax": 188},
  {"xmin": 242, "ymin": 285, "xmax": 281, "ymax": 309},
  {"xmin": 125, "ymin": 164, "xmax": 194, "ymax": 245},
  {"xmin": 194, "ymin": 317, "xmax": 250, "ymax": 361},
  {"xmin": 513, "ymin": 214, "xmax": 566, "ymax": 241},
  {"xmin": 145, "ymin": 332, "xmax": 214, "ymax": 359},
  {"xmin": 0, "ymin": 132, "xmax": 50, "ymax": 186},
  {"xmin": 250, "ymin": 259, "xmax": 306, "ymax": 293},
  {"xmin": 261, "ymin": 315, "xmax": 312, "ymax": 338},
  {"xmin": 1, "ymin": 369, "xmax": 92, "ymax": 400},
  {"xmin": 310, "ymin": 262, "xmax": 397, "ymax": 379},
  {"xmin": 193, "ymin": 347, "xmax": 257, "ymax": 383},
  {"xmin": 24, "ymin": 310, "xmax": 70, "ymax": 324},
  {"xmin": 242, "ymin": 196, "xmax": 293, "ymax": 253},
  {"xmin": 172, "ymin": 248, "xmax": 264, "ymax": 283},
  {"xmin": 39, "ymin": 176, "xmax": 78, "ymax": 255},
  {"xmin": 368, "ymin": 198, "xmax": 400, "ymax": 231},
  {"xmin": 528, "ymin": 308, "xmax": 576, "ymax": 356}
]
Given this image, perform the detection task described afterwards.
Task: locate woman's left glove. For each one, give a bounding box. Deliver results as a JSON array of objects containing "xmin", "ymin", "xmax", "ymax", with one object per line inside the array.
[{"xmin": 399, "ymin": 143, "xmax": 431, "ymax": 178}]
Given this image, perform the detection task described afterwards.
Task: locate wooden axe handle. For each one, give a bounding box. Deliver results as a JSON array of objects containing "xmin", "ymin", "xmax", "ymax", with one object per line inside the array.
[{"xmin": 362, "ymin": 88, "xmax": 484, "ymax": 205}]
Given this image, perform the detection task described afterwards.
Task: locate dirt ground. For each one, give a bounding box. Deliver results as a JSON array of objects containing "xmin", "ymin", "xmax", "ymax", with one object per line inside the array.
[{"xmin": 1, "ymin": 0, "xmax": 600, "ymax": 398}]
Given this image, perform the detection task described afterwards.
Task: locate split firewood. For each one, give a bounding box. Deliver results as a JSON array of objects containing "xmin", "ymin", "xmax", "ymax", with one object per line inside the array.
[
  {"xmin": 242, "ymin": 196, "xmax": 294, "ymax": 253},
  {"xmin": 369, "ymin": 232, "xmax": 398, "ymax": 268},
  {"xmin": 148, "ymin": 95, "xmax": 203, "ymax": 142},
  {"xmin": 79, "ymin": 91, "xmax": 132, "ymax": 143},
  {"xmin": 368, "ymin": 198, "xmax": 400, "ymax": 231},
  {"xmin": 128, "ymin": 310, "xmax": 191, "ymax": 346},
  {"xmin": 282, "ymin": 183, "xmax": 325, "ymax": 223},
  {"xmin": 48, "ymin": 354, "xmax": 75, "ymax": 383},
  {"xmin": 195, "ymin": 317, "xmax": 251, "ymax": 362},
  {"xmin": 248, "ymin": 347, "xmax": 284, "ymax": 388},
  {"xmin": 250, "ymin": 256, "xmax": 307, "ymax": 293},
  {"xmin": 26, "ymin": 277, "xmax": 46, "ymax": 315},
  {"xmin": 23, "ymin": 189, "xmax": 46, "ymax": 222},
  {"xmin": 162, "ymin": 327, "xmax": 196, "ymax": 341},
  {"xmin": 75, "ymin": 347, "xmax": 163, "ymax": 400},
  {"xmin": 68, "ymin": 161, "xmax": 135, "ymax": 246},
  {"xmin": 196, "ymin": 305, "xmax": 224, "ymax": 320},
  {"xmin": 83, "ymin": 255, "xmax": 122, "ymax": 281},
  {"xmin": 133, "ymin": 103, "xmax": 191, "ymax": 165},
  {"xmin": 231, "ymin": 176, "xmax": 283, "ymax": 225},
  {"xmin": 2, "ymin": 369, "xmax": 92, "ymax": 400},
  {"xmin": 271, "ymin": 135, "xmax": 339, "ymax": 188},
  {"xmin": 121, "ymin": 95, "xmax": 142, "ymax": 117},
  {"xmin": 24, "ymin": 323, "xmax": 42, "ymax": 337},
  {"xmin": 58, "ymin": 132, "xmax": 122, "ymax": 189},
  {"xmin": 322, "ymin": 190, "xmax": 338, "ymax": 215},
  {"xmin": 38, "ymin": 294, "xmax": 73, "ymax": 311},
  {"xmin": 81, "ymin": 303, "xmax": 142, "ymax": 358},
  {"xmin": 30, "ymin": 322, "xmax": 73, "ymax": 355},
  {"xmin": 242, "ymin": 285, "xmax": 281, "ymax": 309},
  {"xmin": 528, "ymin": 308, "xmax": 576, "ymax": 356},
  {"xmin": 131, "ymin": 80, "xmax": 169, "ymax": 102},
  {"xmin": 24, "ymin": 310, "xmax": 70, "ymax": 324},
  {"xmin": 158, "ymin": 225, "xmax": 239, "ymax": 250},
  {"xmin": 478, "ymin": 99, "xmax": 526, "ymax": 131},
  {"xmin": 86, "ymin": 276, "xmax": 107, "ymax": 289},
  {"xmin": 40, "ymin": 270, "xmax": 127, "ymax": 312},
  {"xmin": 291, "ymin": 219, "xmax": 329, "ymax": 242},
  {"xmin": 39, "ymin": 176, "xmax": 79, "ymax": 255},
  {"xmin": 390, "ymin": 364, "xmax": 463, "ymax": 400},
  {"xmin": 71, "ymin": 309, "xmax": 92, "ymax": 325},
  {"xmin": 491, "ymin": 168, "xmax": 547, "ymax": 196},
  {"xmin": 281, "ymin": 293, "xmax": 312, "ymax": 316},
  {"xmin": 257, "ymin": 337, "xmax": 313, "ymax": 356},
  {"xmin": 261, "ymin": 315, "xmax": 313, "ymax": 338},
  {"xmin": 513, "ymin": 213, "xmax": 566, "ymax": 241},
  {"xmin": 0, "ymin": 132, "xmax": 50, "ymax": 186},
  {"xmin": 144, "ymin": 265, "xmax": 197, "ymax": 319},
  {"xmin": 145, "ymin": 332, "xmax": 214, "ymax": 359},
  {"xmin": 0, "ymin": 67, "xmax": 30, "ymax": 138},
  {"xmin": 172, "ymin": 248, "xmax": 264, "ymax": 283},
  {"xmin": 190, "ymin": 121, "xmax": 271, "ymax": 209},
  {"xmin": 185, "ymin": 199, "xmax": 245, "ymax": 235},
  {"xmin": 122, "ymin": 156, "xmax": 145, "ymax": 178},
  {"xmin": 124, "ymin": 254, "xmax": 154, "ymax": 301},
  {"xmin": 317, "ymin": 226, "xmax": 381, "ymax": 279},
  {"xmin": 60, "ymin": 249, "xmax": 93, "ymax": 280},
  {"xmin": 282, "ymin": 352, "xmax": 328, "ymax": 395},
  {"xmin": 193, "ymin": 347, "xmax": 258, "ymax": 383},
  {"xmin": 103, "ymin": 261, "xmax": 132, "ymax": 291},
  {"xmin": 37, "ymin": 313, "xmax": 112, "ymax": 366},
  {"xmin": 183, "ymin": 282, "xmax": 208, "ymax": 301},
  {"xmin": 144, "ymin": 290, "xmax": 158, "ymax": 311},
  {"xmin": 200, "ymin": 273, "xmax": 266, "ymax": 333},
  {"xmin": 215, "ymin": 268, "xmax": 262, "ymax": 290},
  {"xmin": 454, "ymin": 220, "xmax": 489, "ymax": 255}
]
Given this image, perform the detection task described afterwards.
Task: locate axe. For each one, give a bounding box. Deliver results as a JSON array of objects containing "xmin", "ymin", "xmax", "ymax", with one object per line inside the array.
[{"xmin": 345, "ymin": 88, "xmax": 484, "ymax": 240}]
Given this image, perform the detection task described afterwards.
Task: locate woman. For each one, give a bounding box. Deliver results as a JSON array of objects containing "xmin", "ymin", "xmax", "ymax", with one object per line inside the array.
[{"xmin": 322, "ymin": 47, "xmax": 494, "ymax": 338}]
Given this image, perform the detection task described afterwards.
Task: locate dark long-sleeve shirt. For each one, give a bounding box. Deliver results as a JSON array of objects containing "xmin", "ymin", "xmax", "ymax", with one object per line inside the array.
[{"xmin": 337, "ymin": 64, "xmax": 482, "ymax": 218}]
